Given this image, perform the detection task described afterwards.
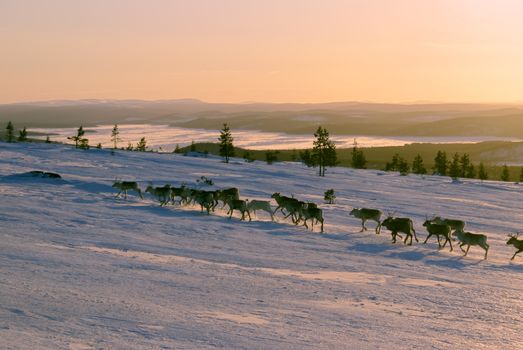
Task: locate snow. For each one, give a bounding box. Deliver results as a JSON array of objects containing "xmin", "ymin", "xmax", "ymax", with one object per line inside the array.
[
  {"xmin": 30, "ymin": 124, "xmax": 523, "ymax": 151},
  {"xmin": 1, "ymin": 142, "xmax": 523, "ymax": 349}
]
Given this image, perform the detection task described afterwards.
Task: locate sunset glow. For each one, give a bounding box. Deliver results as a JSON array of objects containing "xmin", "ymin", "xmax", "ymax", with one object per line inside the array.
[{"xmin": 2, "ymin": 0, "xmax": 523, "ymax": 103}]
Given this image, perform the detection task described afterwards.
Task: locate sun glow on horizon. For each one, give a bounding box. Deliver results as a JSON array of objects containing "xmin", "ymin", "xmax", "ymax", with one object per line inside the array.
[{"xmin": 1, "ymin": 0, "xmax": 523, "ymax": 104}]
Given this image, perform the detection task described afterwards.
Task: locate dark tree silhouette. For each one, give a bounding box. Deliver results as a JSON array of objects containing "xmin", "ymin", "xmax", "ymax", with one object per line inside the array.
[
  {"xmin": 219, "ymin": 123, "xmax": 235, "ymax": 163},
  {"xmin": 312, "ymin": 126, "xmax": 337, "ymax": 176}
]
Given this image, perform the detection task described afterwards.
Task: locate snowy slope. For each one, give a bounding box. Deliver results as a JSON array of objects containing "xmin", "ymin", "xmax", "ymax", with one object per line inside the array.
[{"xmin": 1, "ymin": 142, "xmax": 523, "ymax": 349}]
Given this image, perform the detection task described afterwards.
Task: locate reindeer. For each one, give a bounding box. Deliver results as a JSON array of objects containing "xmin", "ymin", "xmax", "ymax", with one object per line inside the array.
[
  {"xmin": 170, "ymin": 184, "xmax": 191, "ymax": 205},
  {"xmin": 192, "ymin": 190, "xmax": 216, "ymax": 214},
  {"xmin": 226, "ymin": 198, "xmax": 251, "ymax": 221},
  {"xmin": 455, "ymin": 229, "xmax": 489, "ymax": 259},
  {"xmin": 271, "ymin": 193, "xmax": 303, "ymax": 224},
  {"xmin": 349, "ymin": 208, "xmax": 382, "ymax": 234},
  {"xmin": 299, "ymin": 205, "xmax": 324, "ymax": 233},
  {"xmin": 145, "ymin": 184, "xmax": 172, "ymax": 206},
  {"xmin": 215, "ymin": 188, "xmax": 240, "ymax": 209},
  {"xmin": 422, "ymin": 219, "xmax": 453, "ymax": 251},
  {"xmin": 431, "ymin": 216, "xmax": 465, "ymax": 235},
  {"xmin": 112, "ymin": 179, "xmax": 143, "ymax": 199},
  {"xmin": 506, "ymin": 233, "xmax": 523, "ymax": 260},
  {"xmin": 381, "ymin": 215, "xmax": 418, "ymax": 245},
  {"xmin": 246, "ymin": 200, "xmax": 274, "ymax": 221}
]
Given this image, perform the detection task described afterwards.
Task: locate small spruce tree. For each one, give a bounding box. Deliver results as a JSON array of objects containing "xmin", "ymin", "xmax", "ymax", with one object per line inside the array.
[
  {"xmin": 312, "ymin": 126, "xmax": 337, "ymax": 176},
  {"xmin": 478, "ymin": 162, "xmax": 488, "ymax": 181},
  {"xmin": 78, "ymin": 138, "xmax": 89, "ymax": 150},
  {"xmin": 448, "ymin": 153, "xmax": 461, "ymax": 179},
  {"xmin": 299, "ymin": 149, "xmax": 315, "ymax": 167},
  {"xmin": 265, "ymin": 150, "xmax": 279, "ymax": 164},
  {"xmin": 433, "ymin": 150, "xmax": 448, "ymax": 175},
  {"xmin": 351, "ymin": 144, "xmax": 367, "ymax": 169},
  {"xmin": 45, "ymin": 135, "xmax": 51, "ymax": 143},
  {"xmin": 398, "ymin": 158, "xmax": 410, "ymax": 176},
  {"xmin": 126, "ymin": 142, "xmax": 133, "ymax": 151},
  {"xmin": 324, "ymin": 189, "xmax": 336, "ymax": 204},
  {"xmin": 500, "ymin": 164, "xmax": 510, "ymax": 181},
  {"xmin": 17, "ymin": 127, "xmax": 28, "ymax": 142},
  {"xmin": 135, "ymin": 137, "xmax": 147, "ymax": 151},
  {"xmin": 219, "ymin": 123, "xmax": 235, "ymax": 163},
  {"xmin": 5, "ymin": 121, "xmax": 14, "ymax": 142},
  {"xmin": 459, "ymin": 153, "xmax": 471, "ymax": 177},
  {"xmin": 242, "ymin": 150, "xmax": 255, "ymax": 162},
  {"xmin": 412, "ymin": 154, "xmax": 427, "ymax": 175},
  {"xmin": 111, "ymin": 124, "xmax": 121, "ymax": 149},
  {"xmin": 68, "ymin": 125, "xmax": 86, "ymax": 148},
  {"xmin": 465, "ymin": 163, "xmax": 476, "ymax": 179},
  {"xmin": 173, "ymin": 144, "xmax": 182, "ymax": 153}
]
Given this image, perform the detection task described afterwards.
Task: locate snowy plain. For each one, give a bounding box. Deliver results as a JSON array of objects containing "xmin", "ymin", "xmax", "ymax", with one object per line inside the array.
[{"xmin": 1, "ymin": 142, "xmax": 523, "ymax": 349}]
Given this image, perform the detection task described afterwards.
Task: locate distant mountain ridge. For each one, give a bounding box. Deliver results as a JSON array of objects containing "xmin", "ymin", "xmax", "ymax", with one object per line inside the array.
[{"xmin": 1, "ymin": 99, "xmax": 523, "ymax": 137}]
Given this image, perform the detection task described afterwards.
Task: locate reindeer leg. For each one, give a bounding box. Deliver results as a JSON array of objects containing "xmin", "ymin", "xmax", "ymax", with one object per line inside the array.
[
  {"xmin": 423, "ymin": 233, "xmax": 432, "ymax": 244},
  {"xmin": 464, "ymin": 245, "xmax": 470, "ymax": 257},
  {"xmin": 391, "ymin": 231, "xmax": 397, "ymax": 243},
  {"xmin": 511, "ymin": 250, "xmax": 520, "ymax": 260}
]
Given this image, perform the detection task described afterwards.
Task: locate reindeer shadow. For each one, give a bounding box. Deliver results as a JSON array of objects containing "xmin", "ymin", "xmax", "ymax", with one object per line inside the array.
[{"xmin": 349, "ymin": 242, "xmax": 398, "ymax": 254}]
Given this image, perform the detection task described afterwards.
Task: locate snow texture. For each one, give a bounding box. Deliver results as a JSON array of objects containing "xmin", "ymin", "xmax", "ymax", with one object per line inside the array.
[{"xmin": 1, "ymin": 142, "xmax": 523, "ymax": 349}]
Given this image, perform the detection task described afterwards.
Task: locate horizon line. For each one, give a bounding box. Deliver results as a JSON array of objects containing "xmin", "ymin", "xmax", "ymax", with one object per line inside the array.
[{"xmin": 3, "ymin": 97, "xmax": 523, "ymax": 106}]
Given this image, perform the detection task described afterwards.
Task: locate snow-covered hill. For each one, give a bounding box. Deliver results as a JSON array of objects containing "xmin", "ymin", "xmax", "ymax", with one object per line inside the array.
[{"xmin": 1, "ymin": 142, "xmax": 523, "ymax": 349}]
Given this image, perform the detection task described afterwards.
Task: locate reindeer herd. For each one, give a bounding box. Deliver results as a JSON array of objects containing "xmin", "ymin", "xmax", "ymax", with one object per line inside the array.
[{"xmin": 112, "ymin": 180, "xmax": 523, "ymax": 261}]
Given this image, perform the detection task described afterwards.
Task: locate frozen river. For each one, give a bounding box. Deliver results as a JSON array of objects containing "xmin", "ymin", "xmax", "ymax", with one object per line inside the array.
[{"xmin": 31, "ymin": 124, "xmax": 522, "ymax": 151}]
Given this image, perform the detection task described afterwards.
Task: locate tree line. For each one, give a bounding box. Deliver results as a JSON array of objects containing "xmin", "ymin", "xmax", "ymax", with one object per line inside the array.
[{"xmin": 3, "ymin": 120, "xmax": 523, "ymax": 182}]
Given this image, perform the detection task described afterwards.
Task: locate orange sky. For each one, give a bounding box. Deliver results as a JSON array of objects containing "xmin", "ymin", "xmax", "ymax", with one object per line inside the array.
[{"xmin": 1, "ymin": 0, "xmax": 523, "ymax": 104}]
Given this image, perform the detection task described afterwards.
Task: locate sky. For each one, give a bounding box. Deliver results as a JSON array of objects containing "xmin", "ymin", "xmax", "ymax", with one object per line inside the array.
[{"xmin": 1, "ymin": 0, "xmax": 523, "ymax": 104}]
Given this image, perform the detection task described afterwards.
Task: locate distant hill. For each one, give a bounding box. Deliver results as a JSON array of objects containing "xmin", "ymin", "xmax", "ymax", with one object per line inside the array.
[{"xmin": 1, "ymin": 99, "xmax": 523, "ymax": 137}]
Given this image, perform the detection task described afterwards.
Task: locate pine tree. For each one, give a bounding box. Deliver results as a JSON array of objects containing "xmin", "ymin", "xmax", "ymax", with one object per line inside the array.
[
  {"xmin": 478, "ymin": 162, "xmax": 488, "ymax": 180},
  {"xmin": 398, "ymin": 157, "xmax": 410, "ymax": 176},
  {"xmin": 500, "ymin": 164, "xmax": 510, "ymax": 181},
  {"xmin": 78, "ymin": 138, "xmax": 89, "ymax": 150},
  {"xmin": 448, "ymin": 153, "xmax": 460, "ymax": 179},
  {"xmin": 242, "ymin": 150, "xmax": 254, "ymax": 162},
  {"xmin": 68, "ymin": 125, "xmax": 85, "ymax": 148},
  {"xmin": 324, "ymin": 189, "xmax": 336, "ymax": 204},
  {"xmin": 433, "ymin": 150, "xmax": 448, "ymax": 175},
  {"xmin": 265, "ymin": 150, "xmax": 279, "ymax": 164},
  {"xmin": 218, "ymin": 123, "xmax": 235, "ymax": 163},
  {"xmin": 351, "ymin": 144, "xmax": 367, "ymax": 169},
  {"xmin": 17, "ymin": 127, "xmax": 28, "ymax": 142},
  {"xmin": 5, "ymin": 121, "xmax": 14, "ymax": 142},
  {"xmin": 96, "ymin": 143, "xmax": 102, "ymax": 149},
  {"xmin": 111, "ymin": 124, "xmax": 121, "ymax": 149},
  {"xmin": 312, "ymin": 126, "xmax": 337, "ymax": 176},
  {"xmin": 135, "ymin": 137, "xmax": 147, "ymax": 151},
  {"xmin": 45, "ymin": 135, "xmax": 51, "ymax": 143},
  {"xmin": 173, "ymin": 144, "xmax": 182, "ymax": 153},
  {"xmin": 412, "ymin": 154, "xmax": 427, "ymax": 174},
  {"xmin": 385, "ymin": 153, "xmax": 400, "ymax": 171},
  {"xmin": 465, "ymin": 163, "xmax": 476, "ymax": 179},
  {"xmin": 459, "ymin": 153, "xmax": 471, "ymax": 177},
  {"xmin": 299, "ymin": 149, "xmax": 315, "ymax": 167}
]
